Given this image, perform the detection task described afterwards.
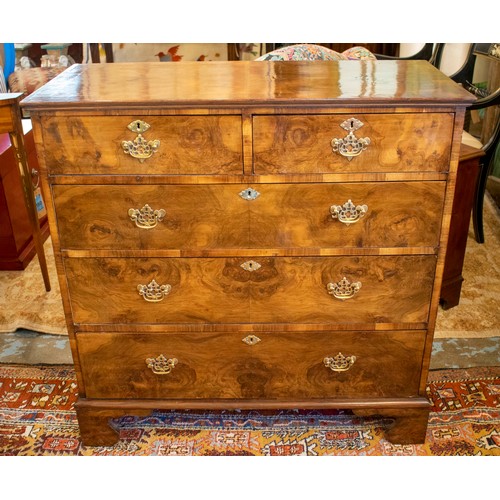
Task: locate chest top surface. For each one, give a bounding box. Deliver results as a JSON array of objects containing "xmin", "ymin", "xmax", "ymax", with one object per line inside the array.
[{"xmin": 20, "ymin": 60, "xmax": 475, "ymax": 110}]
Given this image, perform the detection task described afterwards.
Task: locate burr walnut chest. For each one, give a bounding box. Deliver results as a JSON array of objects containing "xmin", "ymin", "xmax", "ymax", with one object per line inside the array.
[{"xmin": 22, "ymin": 60, "xmax": 474, "ymax": 446}]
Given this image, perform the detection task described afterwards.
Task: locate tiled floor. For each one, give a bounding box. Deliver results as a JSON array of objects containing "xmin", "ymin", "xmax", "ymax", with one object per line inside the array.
[{"xmin": 0, "ymin": 329, "xmax": 499, "ymax": 370}]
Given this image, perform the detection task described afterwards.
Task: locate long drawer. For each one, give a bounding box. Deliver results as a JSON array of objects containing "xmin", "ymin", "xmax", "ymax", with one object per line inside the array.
[
  {"xmin": 53, "ymin": 182, "xmax": 445, "ymax": 250},
  {"xmin": 64, "ymin": 256, "xmax": 436, "ymax": 326},
  {"xmin": 77, "ymin": 330, "xmax": 426, "ymax": 399},
  {"xmin": 40, "ymin": 115, "xmax": 243, "ymax": 175},
  {"xmin": 253, "ymin": 113, "xmax": 454, "ymax": 174}
]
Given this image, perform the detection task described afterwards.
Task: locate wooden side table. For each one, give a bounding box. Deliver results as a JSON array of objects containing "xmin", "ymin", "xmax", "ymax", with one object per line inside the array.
[
  {"xmin": 0, "ymin": 93, "xmax": 50, "ymax": 290},
  {"xmin": 440, "ymin": 143, "xmax": 484, "ymax": 309},
  {"xmin": 0, "ymin": 122, "xmax": 50, "ymax": 269}
]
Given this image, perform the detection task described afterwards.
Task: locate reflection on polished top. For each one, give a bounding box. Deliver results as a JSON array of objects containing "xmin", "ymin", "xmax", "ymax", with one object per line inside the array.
[{"xmin": 20, "ymin": 60, "xmax": 475, "ymax": 110}]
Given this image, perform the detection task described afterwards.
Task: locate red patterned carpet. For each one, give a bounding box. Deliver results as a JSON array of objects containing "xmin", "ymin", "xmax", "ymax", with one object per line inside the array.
[{"xmin": 0, "ymin": 364, "xmax": 499, "ymax": 456}]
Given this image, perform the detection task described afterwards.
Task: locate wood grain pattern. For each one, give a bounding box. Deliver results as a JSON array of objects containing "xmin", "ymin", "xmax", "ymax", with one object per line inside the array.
[
  {"xmin": 253, "ymin": 113, "xmax": 454, "ymax": 174},
  {"xmin": 21, "ymin": 61, "xmax": 472, "ymax": 445},
  {"xmin": 20, "ymin": 61, "xmax": 475, "ymax": 110},
  {"xmin": 52, "ymin": 181, "xmax": 445, "ymax": 251},
  {"xmin": 76, "ymin": 330, "xmax": 426, "ymax": 400},
  {"xmin": 52, "ymin": 184, "xmax": 249, "ymax": 250},
  {"xmin": 40, "ymin": 115, "xmax": 243, "ymax": 175},
  {"xmin": 247, "ymin": 181, "xmax": 445, "ymax": 249},
  {"xmin": 63, "ymin": 256, "xmax": 435, "ymax": 326}
]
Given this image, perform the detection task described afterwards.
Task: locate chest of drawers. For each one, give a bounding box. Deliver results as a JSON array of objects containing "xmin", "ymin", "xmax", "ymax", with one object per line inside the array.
[{"xmin": 22, "ymin": 60, "xmax": 474, "ymax": 446}]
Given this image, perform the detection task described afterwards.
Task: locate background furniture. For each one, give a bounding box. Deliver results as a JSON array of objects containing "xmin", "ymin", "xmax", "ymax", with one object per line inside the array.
[
  {"xmin": 23, "ymin": 60, "xmax": 472, "ymax": 446},
  {"xmin": 0, "ymin": 94, "xmax": 50, "ymax": 290},
  {"xmin": 440, "ymin": 144, "xmax": 484, "ymax": 309},
  {"xmin": 0, "ymin": 117, "xmax": 50, "ymax": 270}
]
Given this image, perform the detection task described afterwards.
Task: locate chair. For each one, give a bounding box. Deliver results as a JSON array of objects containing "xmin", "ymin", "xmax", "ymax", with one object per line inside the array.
[
  {"xmin": 376, "ymin": 43, "xmax": 476, "ymax": 85},
  {"xmin": 254, "ymin": 43, "xmax": 376, "ymax": 61},
  {"xmin": 374, "ymin": 43, "xmax": 499, "ymax": 243},
  {"xmin": 0, "ymin": 93, "xmax": 50, "ymax": 290},
  {"xmin": 375, "ymin": 43, "xmax": 435, "ymax": 61},
  {"xmin": 466, "ymin": 87, "xmax": 500, "ymax": 243},
  {"xmin": 455, "ymin": 44, "xmax": 500, "ymax": 243}
]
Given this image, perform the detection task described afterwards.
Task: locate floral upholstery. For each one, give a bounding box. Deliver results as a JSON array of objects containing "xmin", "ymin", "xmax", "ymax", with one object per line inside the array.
[
  {"xmin": 255, "ymin": 43, "xmax": 376, "ymax": 61},
  {"xmin": 342, "ymin": 46, "xmax": 377, "ymax": 60}
]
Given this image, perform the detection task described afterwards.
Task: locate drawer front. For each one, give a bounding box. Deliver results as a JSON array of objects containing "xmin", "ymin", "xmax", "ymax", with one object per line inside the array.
[
  {"xmin": 53, "ymin": 181, "xmax": 445, "ymax": 250},
  {"xmin": 53, "ymin": 184, "xmax": 249, "ymax": 250},
  {"xmin": 253, "ymin": 113, "xmax": 454, "ymax": 174},
  {"xmin": 247, "ymin": 181, "xmax": 445, "ymax": 249},
  {"xmin": 77, "ymin": 330, "xmax": 426, "ymax": 400},
  {"xmin": 64, "ymin": 256, "xmax": 435, "ymax": 326},
  {"xmin": 41, "ymin": 115, "xmax": 243, "ymax": 174}
]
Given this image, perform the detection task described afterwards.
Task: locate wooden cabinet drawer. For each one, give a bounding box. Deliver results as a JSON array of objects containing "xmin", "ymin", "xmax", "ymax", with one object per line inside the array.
[
  {"xmin": 40, "ymin": 115, "xmax": 243, "ymax": 175},
  {"xmin": 77, "ymin": 330, "xmax": 426, "ymax": 400},
  {"xmin": 253, "ymin": 113, "xmax": 454, "ymax": 174},
  {"xmin": 64, "ymin": 255, "xmax": 435, "ymax": 326},
  {"xmin": 53, "ymin": 181, "xmax": 445, "ymax": 250}
]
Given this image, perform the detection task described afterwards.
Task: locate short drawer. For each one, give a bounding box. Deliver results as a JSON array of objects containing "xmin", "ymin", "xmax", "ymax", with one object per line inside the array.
[
  {"xmin": 77, "ymin": 330, "xmax": 426, "ymax": 400},
  {"xmin": 64, "ymin": 255, "xmax": 435, "ymax": 326},
  {"xmin": 40, "ymin": 115, "xmax": 243, "ymax": 175},
  {"xmin": 52, "ymin": 181, "xmax": 445, "ymax": 250},
  {"xmin": 253, "ymin": 113, "xmax": 454, "ymax": 174}
]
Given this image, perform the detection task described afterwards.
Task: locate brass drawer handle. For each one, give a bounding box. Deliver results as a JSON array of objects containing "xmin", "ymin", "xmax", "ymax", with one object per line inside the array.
[
  {"xmin": 330, "ymin": 199, "xmax": 368, "ymax": 225},
  {"xmin": 128, "ymin": 204, "xmax": 166, "ymax": 229},
  {"xmin": 122, "ymin": 120, "xmax": 160, "ymax": 162},
  {"xmin": 137, "ymin": 279, "xmax": 172, "ymax": 302},
  {"xmin": 324, "ymin": 352, "xmax": 356, "ymax": 372},
  {"xmin": 331, "ymin": 118, "xmax": 370, "ymax": 161},
  {"xmin": 146, "ymin": 354, "xmax": 178, "ymax": 375},
  {"xmin": 327, "ymin": 277, "xmax": 361, "ymax": 300}
]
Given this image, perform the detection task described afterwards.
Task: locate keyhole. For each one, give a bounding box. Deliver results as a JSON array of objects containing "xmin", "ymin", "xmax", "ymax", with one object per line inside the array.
[{"xmin": 137, "ymin": 122, "xmax": 141, "ymax": 132}]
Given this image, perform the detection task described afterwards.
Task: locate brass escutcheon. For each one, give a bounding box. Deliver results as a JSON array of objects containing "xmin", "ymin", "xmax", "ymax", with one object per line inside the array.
[
  {"xmin": 146, "ymin": 354, "xmax": 178, "ymax": 375},
  {"xmin": 331, "ymin": 118, "xmax": 370, "ymax": 161},
  {"xmin": 330, "ymin": 199, "xmax": 368, "ymax": 225},
  {"xmin": 239, "ymin": 187, "xmax": 260, "ymax": 201},
  {"xmin": 242, "ymin": 335, "xmax": 262, "ymax": 346},
  {"xmin": 241, "ymin": 260, "xmax": 261, "ymax": 272},
  {"xmin": 128, "ymin": 204, "xmax": 166, "ymax": 229},
  {"xmin": 324, "ymin": 352, "xmax": 356, "ymax": 372},
  {"xmin": 137, "ymin": 279, "xmax": 172, "ymax": 302},
  {"xmin": 327, "ymin": 277, "xmax": 362, "ymax": 300},
  {"xmin": 122, "ymin": 120, "xmax": 160, "ymax": 162}
]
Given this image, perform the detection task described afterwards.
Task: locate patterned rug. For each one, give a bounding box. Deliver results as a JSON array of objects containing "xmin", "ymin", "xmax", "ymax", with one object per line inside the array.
[
  {"xmin": 0, "ymin": 196, "xmax": 498, "ymax": 338},
  {"xmin": 0, "ymin": 364, "xmax": 499, "ymax": 456}
]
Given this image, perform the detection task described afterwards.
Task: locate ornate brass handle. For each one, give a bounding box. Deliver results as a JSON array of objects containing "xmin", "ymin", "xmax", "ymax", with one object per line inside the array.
[
  {"xmin": 327, "ymin": 277, "xmax": 362, "ymax": 300},
  {"xmin": 137, "ymin": 279, "xmax": 172, "ymax": 302},
  {"xmin": 331, "ymin": 118, "xmax": 370, "ymax": 161},
  {"xmin": 330, "ymin": 199, "xmax": 368, "ymax": 225},
  {"xmin": 146, "ymin": 354, "xmax": 178, "ymax": 375},
  {"xmin": 324, "ymin": 352, "xmax": 356, "ymax": 372},
  {"xmin": 122, "ymin": 120, "xmax": 160, "ymax": 162},
  {"xmin": 128, "ymin": 204, "xmax": 166, "ymax": 229}
]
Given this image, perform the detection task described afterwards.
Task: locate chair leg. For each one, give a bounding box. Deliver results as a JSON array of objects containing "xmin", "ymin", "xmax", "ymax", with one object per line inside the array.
[{"xmin": 472, "ymin": 161, "xmax": 490, "ymax": 244}]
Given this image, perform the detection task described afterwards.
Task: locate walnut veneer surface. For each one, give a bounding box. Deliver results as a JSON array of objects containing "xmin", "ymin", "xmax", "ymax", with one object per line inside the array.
[{"xmin": 21, "ymin": 61, "xmax": 474, "ymax": 446}]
